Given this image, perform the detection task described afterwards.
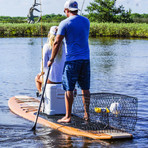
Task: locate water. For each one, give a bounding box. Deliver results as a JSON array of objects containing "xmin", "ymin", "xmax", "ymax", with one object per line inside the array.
[{"xmin": 0, "ymin": 37, "xmax": 148, "ymax": 147}]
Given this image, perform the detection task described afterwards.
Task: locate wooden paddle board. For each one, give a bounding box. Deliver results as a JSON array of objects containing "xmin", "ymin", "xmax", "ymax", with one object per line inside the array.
[{"xmin": 8, "ymin": 95, "xmax": 133, "ymax": 140}]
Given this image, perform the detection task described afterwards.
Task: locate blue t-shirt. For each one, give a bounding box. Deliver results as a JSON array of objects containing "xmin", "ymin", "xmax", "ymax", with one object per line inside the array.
[{"xmin": 57, "ymin": 15, "xmax": 90, "ymax": 61}]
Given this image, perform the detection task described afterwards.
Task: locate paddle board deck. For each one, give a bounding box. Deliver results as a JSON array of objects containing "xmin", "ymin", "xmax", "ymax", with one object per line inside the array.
[{"xmin": 8, "ymin": 96, "xmax": 133, "ymax": 140}]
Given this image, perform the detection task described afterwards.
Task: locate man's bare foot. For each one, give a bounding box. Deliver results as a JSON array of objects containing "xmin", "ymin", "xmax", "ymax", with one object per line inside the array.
[
  {"xmin": 57, "ymin": 116, "xmax": 71, "ymax": 123},
  {"xmin": 83, "ymin": 116, "xmax": 89, "ymax": 121}
]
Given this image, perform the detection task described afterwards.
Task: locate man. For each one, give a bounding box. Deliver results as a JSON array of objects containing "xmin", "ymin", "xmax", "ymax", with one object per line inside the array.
[{"xmin": 48, "ymin": 0, "xmax": 90, "ymax": 123}]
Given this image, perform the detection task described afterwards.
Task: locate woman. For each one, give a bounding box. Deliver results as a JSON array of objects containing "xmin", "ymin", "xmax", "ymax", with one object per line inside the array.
[{"xmin": 35, "ymin": 26, "xmax": 65, "ymax": 95}]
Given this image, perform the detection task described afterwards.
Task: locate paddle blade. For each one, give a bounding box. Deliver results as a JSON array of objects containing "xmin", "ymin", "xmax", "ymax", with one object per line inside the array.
[{"xmin": 31, "ymin": 125, "xmax": 36, "ymax": 131}]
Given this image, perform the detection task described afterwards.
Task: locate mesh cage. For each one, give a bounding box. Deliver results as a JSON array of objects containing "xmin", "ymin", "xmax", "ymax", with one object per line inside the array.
[{"xmin": 72, "ymin": 93, "xmax": 138, "ymax": 133}]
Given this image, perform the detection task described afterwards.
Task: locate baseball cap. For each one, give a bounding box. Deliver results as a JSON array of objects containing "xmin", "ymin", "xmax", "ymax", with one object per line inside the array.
[{"xmin": 64, "ymin": 0, "xmax": 80, "ymax": 11}]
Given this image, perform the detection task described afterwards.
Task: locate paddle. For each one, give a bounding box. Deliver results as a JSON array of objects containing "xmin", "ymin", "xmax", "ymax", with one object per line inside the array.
[{"xmin": 31, "ymin": 66, "xmax": 51, "ymax": 131}]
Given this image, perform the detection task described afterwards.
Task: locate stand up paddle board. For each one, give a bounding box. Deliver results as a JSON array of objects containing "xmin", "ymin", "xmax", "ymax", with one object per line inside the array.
[{"xmin": 8, "ymin": 95, "xmax": 136, "ymax": 140}]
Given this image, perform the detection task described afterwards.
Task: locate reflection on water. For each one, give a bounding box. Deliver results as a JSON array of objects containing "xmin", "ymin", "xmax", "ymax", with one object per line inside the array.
[{"xmin": 0, "ymin": 37, "xmax": 148, "ymax": 147}]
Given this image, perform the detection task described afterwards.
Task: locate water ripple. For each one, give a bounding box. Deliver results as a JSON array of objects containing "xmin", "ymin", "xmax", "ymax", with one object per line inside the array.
[{"xmin": 0, "ymin": 37, "xmax": 148, "ymax": 147}]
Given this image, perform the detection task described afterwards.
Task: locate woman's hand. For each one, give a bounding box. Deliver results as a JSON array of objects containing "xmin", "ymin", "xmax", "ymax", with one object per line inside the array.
[
  {"xmin": 37, "ymin": 72, "xmax": 44, "ymax": 79},
  {"xmin": 41, "ymin": 72, "xmax": 45, "ymax": 75}
]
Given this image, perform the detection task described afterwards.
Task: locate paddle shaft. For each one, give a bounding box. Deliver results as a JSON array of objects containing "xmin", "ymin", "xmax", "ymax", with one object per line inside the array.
[{"xmin": 32, "ymin": 66, "xmax": 50, "ymax": 131}]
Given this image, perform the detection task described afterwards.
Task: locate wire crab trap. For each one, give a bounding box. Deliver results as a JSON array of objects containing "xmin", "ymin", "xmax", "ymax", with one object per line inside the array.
[{"xmin": 72, "ymin": 93, "xmax": 138, "ymax": 133}]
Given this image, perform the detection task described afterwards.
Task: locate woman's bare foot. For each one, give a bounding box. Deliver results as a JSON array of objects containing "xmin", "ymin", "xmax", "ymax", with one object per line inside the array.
[{"xmin": 57, "ymin": 116, "xmax": 71, "ymax": 123}]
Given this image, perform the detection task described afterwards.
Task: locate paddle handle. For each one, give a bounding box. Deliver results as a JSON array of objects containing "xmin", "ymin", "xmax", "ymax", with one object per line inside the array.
[{"xmin": 32, "ymin": 66, "xmax": 50, "ymax": 131}]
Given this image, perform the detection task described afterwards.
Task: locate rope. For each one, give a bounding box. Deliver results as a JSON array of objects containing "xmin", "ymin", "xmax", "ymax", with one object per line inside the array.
[
  {"xmin": 40, "ymin": 0, "xmax": 44, "ymax": 86},
  {"xmin": 80, "ymin": 0, "xmax": 85, "ymax": 15}
]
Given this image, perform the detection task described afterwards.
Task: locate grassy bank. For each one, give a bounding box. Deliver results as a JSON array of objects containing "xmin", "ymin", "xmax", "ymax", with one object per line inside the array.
[
  {"xmin": 0, "ymin": 23, "xmax": 58, "ymax": 37},
  {"xmin": 0, "ymin": 22, "xmax": 148, "ymax": 38},
  {"xmin": 90, "ymin": 23, "xmax": 148, "ymax": 38}
]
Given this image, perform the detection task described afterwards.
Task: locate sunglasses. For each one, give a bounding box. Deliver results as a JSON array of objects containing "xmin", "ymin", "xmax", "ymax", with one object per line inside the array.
[{"xmin": 64, "ymin": 9, "xmax": 68, "ymax": 13}]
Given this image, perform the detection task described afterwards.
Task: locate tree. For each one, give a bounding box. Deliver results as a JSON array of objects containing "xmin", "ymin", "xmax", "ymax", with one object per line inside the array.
[{"xmin": 85, "ymin": 0, "xmax": 133, "ymax": 23}]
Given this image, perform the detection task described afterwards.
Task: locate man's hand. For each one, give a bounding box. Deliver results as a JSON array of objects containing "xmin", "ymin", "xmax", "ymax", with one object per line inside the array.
[{"xmin": 47, "ymin": 59, "xmax": 54, "ymax": 67}]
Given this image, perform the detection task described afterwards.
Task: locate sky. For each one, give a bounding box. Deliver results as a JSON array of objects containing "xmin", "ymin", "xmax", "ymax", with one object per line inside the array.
[{"xmin": 0, "ymin": 0, "xmax": 148, "ymax": 17}]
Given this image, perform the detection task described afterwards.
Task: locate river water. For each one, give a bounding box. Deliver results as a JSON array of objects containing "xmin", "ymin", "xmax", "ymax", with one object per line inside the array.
[{"xmin": 0, "ymin": 37, "xmax": 148, "ymax": 147}]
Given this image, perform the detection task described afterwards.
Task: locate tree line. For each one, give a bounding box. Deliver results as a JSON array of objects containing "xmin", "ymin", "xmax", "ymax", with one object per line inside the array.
[
  {"xmin": 0, "ymin": 0, "xmax": 148, "ymax": 24},
  {"xmin": 0, "ymin": 14, "xmax": 66, "ymax": 23},
  {"xmin": 85, "ymin": 0, "xmax": 148, "ymax": 23},
  {"xmin": 1, "ymin": 13, "xmax": 148, "ymax": 24}
]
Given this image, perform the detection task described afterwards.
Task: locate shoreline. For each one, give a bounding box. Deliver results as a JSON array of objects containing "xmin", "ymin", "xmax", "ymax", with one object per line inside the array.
[{"xmin": 0, "ymin": 22, "xmax": 148, "ymax": 38}]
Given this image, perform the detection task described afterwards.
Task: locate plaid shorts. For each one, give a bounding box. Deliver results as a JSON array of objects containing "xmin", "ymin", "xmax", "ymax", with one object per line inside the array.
[{"xmin": 62, "ymin": 60, "xmax": 90, "ymax": 91}]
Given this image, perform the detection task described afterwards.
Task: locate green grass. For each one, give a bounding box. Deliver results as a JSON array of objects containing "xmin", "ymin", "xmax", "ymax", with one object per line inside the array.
[
  {"xmin": 0, "ymin": 22, "xmax": 148, "ymax": 38},
  {"xmin": 0, "ymin": 22, "xmax": 58, "ymax": 37},
  {"xmin": 90, "ymin": 22, "xmax": 148, "ymax": 38}
]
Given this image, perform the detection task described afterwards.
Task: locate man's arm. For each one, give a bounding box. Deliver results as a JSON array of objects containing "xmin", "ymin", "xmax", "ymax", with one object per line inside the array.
[{"xmin": 48, "ymin": 34, "xmax": 64, "ymax": 67}]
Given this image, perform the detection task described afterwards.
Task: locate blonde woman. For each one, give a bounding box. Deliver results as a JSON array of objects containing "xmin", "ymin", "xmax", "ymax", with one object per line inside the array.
[{"xmin": 35, "ymin": 26, "xmax": 65, "ymax": 95}]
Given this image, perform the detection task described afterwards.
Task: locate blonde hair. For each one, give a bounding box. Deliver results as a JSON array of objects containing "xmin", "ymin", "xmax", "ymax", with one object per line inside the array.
[{"xmin": 47, "ymin": 33, "xmax": 63, "ymax": 59}]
